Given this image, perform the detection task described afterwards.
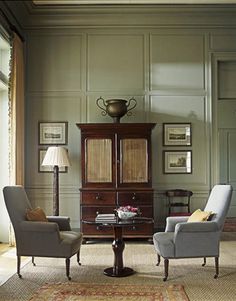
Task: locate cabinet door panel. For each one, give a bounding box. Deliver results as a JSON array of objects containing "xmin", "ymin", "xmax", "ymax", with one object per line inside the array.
[
  {"xmin": 86, "ymin": 138, "xmax": 112, "ymax": 183},
  {"xmin": 120, "ymin": 138, "xmax": 148, "ymax": 183}
]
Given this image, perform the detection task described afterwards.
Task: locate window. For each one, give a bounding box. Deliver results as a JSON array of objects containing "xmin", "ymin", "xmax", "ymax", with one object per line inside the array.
[{"xmin": 0, "ymin": 33, "xmax": 10, "ymax": 243}]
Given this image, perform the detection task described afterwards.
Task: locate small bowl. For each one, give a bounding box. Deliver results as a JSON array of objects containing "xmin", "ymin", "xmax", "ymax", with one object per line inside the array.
[{"xmin": 117, "ymin": 211, "xmax": 137, "ymax": 220}]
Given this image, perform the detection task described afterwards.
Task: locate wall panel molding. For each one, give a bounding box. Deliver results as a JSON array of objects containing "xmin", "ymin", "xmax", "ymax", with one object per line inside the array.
[
  {"xmin": 150, "ymin": 34, "xmax": 205, "ymax": 92},
  {"xmin": 87, "ymin": 33, "xmax": 145, "ymax": 92},
  {"xmin": 26, "ymin": 33, "xmax": 84, "ymax": 93}
]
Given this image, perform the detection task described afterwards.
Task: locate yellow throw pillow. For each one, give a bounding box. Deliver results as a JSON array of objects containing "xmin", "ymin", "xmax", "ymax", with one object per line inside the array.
[
  {"xmin": 187, "ymin": 209, "xmax": 212, "ymax": 222},
  {"xmin": 26, "ymin": 207, "xmax": 48, "ymax": 222}
]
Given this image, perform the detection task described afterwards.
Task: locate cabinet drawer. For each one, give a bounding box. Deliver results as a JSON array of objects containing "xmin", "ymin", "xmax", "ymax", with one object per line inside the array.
[
  {"xmin": 138, "ymin": 206, "xmax": 153, "ymax": 217},
  {"xmin": 117, "ymin": 191, "xmax": 153, "ymax": 206},
  {"xmin": 81, "ymin": 206, "xmax": 116, "ymax": 219},
  {"xmin": 123, "ymin": 223, "xmax": 153, "ymax": 236},
  {"xmin": 81, "ymin": 191, "xmax": 116, "ymax": 205},
  {"xmin": 82, "ymin": 223, "xmax": 113, "ymax": 236}
]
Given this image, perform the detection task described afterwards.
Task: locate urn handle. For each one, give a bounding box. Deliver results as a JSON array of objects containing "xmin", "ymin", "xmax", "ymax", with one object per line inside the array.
[
  {"xmin": 96, "ymin": 96, "xmax": 107, "ymax": 116},
  {"xmin": 126, "ymin": 97, "xmax": 137, "ymax": 116}
]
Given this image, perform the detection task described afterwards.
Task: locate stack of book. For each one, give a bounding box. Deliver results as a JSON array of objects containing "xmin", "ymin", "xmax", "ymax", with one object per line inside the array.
[{"xmin": 95, "ymin": 213, "xmax": 117, "ymax": 223}]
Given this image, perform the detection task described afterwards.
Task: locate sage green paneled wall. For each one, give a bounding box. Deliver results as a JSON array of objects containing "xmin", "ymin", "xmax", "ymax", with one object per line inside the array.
[{"xmin": 25, "ymin": 27, "xmax": 236, "ymax": 229}]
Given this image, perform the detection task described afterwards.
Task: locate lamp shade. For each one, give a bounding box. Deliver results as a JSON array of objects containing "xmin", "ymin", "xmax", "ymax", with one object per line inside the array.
[{"xmin": 42, "ymin": 146, "xmax": 71, "ymax": 167}]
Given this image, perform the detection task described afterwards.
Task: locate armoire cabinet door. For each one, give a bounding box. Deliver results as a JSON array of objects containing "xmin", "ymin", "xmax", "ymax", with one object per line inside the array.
[
  {"xmin": 119, "ymin": 138, "xmax": 148, "ymax": 184},
  {"xmin": 82, "ymin": 135, "xmax": 115, "ymax": 187},
  {"xmin": 85, "ymin": 137, "xmax": 113, "ymax": 185}
]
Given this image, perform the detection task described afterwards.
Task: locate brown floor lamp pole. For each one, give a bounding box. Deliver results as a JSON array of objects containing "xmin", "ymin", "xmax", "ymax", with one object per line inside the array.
[{"xmin": 53, "ymin": 165, "xmax": 59, "ymax": 216}]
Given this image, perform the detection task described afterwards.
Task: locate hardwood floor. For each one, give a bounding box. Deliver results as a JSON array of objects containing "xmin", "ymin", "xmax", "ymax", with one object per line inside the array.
[
  {"xmin": 0, "ymin": 243, "xmax": 11, "ymax": 254},
  {"xmin": 0, "ymin": 243, "xmax": 30, "ymax": 285}
]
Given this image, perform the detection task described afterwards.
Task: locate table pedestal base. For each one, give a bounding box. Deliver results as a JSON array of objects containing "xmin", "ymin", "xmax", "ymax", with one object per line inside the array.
[
  {"xmin": 103, "ymin": 226, "xmax": 135, "ymax": 277},
  {"xmin": 104, "ymin": 267, "xmax": 135, "ymax": 277}
]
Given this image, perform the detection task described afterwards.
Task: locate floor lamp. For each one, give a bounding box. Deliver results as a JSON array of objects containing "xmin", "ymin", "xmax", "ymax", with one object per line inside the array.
[{"xmin": 42, "ymin": 146, "xmax": 70, "ymax": 216}]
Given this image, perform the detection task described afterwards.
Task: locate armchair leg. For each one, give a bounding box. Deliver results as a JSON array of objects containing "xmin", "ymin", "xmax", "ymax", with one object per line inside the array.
[
  {"xmin": 17, "ymin": 256, "xmax": 22, "ymax": 278},
  {"xmin": 66, "ymin": 258, "xmax": 71, "ymax": 281},
  {"xmin": 77, "ymin": 250, "xmax": 81, "ymax": 266},
  {"xmin": 214, "ymin": 257, "xmax": 219, "ymax": 279},
  {"xmin": 163, "ymin": 258, "xmax": 169, "ymax": 281},
  {"xmin": 156, "ymin": 254, "xmax": 161, "ymax": 266},
  {"xmin": 202, "ymin": 257, "xmax": 206, "ymax": 266},
  {"xmin": 32, "ymin": 256, "xmax": 36, "ymax": 266}
]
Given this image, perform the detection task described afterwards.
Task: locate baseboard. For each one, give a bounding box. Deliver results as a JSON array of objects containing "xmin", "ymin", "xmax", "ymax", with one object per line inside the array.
[{"xmin": 223, "ymin": 217, "xmax": 236, "ymax": 232}]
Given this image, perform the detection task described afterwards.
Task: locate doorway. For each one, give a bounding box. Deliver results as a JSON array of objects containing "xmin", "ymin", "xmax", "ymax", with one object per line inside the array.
[{"xmin": 212, "ymin": 53, "xmax": 236, "ymax": 217}]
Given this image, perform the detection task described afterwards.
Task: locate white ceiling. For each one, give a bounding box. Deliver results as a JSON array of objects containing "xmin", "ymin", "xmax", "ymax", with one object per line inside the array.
[{"xmin": 32, "ymin": 0, "xmax": 236, "ymax": 5}]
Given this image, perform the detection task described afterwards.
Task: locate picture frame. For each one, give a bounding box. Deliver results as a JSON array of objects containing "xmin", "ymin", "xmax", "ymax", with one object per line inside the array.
[
  {"xmin": 38, "ymin": 149, "xmax": 68, "ymax": 173},
  {"xmin": 39, "ymin": 121, "xmax": 68, "ymax": 145},
  {"xmin": 163, "ymin": 150, "xmax": 192, "ymax": 174},
  {"xmin": 163, "ymin": 123, "xmax": 192, "ymax": 146}
]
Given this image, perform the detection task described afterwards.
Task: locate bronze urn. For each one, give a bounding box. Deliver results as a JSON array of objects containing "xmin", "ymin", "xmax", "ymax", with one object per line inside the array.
[{"xmin": 96, "ymin": 97, "xmax": 137, "ymax": 123}]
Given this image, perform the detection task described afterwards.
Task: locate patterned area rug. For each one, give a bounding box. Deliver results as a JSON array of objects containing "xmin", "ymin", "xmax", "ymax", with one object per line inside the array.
[{"xmin": 28, "ymin": 283, "xmax": 189, "ymax": 301}]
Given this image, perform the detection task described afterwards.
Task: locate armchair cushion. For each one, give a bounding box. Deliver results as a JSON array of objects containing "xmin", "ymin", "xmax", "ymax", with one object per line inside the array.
[
  {"xmin": 26, "ymin": 207, "xmax": 48, "ymax": 222},
  {"xmin": 187, "ymin": 209, "xmax": 212, "ymax": 222}
]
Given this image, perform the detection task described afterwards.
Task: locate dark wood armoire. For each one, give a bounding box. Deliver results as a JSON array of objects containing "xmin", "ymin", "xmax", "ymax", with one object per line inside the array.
[{"xmin": 77, "ymin": 123, "xmax": 156, "ymax": 241}]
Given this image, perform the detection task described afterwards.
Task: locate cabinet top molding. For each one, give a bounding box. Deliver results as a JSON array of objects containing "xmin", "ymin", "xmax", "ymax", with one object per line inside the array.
[{"xmin": 76, "ymin": 123, "xmax": 156, "ymax": 132}]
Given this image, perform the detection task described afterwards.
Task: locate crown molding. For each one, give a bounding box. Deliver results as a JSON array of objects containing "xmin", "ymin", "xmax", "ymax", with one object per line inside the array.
[
  {"xmin": 32, "ymin": 0, "xmax": 236, "ymax": 4},
  {"xmin": 3, "ymin": 1, "xmax": 236, "ymax": 29}
]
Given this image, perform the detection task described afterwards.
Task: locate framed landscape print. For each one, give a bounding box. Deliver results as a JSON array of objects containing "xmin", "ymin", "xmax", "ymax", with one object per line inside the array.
[
  {"xmin": 39, "ymin": 121, "xmax": 68, "ymax": 145},
  {"xmin": 163, "ymin": 123, "xmax": 192, "ymax": 146},
  {"xmin": 163, "ymin": 150, "xmax": 192, "ymax": 174},
  {"xmin": 38, "ymin": 149, "xmax": 67, "ymax": 173}
]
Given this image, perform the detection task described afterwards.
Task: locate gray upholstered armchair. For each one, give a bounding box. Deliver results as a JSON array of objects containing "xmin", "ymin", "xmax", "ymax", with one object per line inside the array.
[
  {"xmin": 153, "ymin": 184, "xmax": 232, "ymax": 281},
  {"xmin": 3, "ymin": 185, "xmax": 83, "ymax": 280}
]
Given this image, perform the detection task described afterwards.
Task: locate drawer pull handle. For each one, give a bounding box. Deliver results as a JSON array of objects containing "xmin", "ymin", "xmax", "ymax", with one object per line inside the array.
[
  {"xmin": 132, "ymin": 193, "xmax": 137, "ymax": 201},
  {"xmin": 95, "ymin": 194, "xmax": 102, "ymax": 200},
  {"xmin": 96, "ymin": 226, "xmax": 102, "ymax": 231},
  {"xmin": 131, "ymin": 226, "xmax": 137, "ymax": 231}
]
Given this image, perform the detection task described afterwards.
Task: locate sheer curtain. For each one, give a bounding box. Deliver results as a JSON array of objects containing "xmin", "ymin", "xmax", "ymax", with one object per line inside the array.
[{"xmin": 8, "ymin": 32, "xmax": 25, "ymax": 245}]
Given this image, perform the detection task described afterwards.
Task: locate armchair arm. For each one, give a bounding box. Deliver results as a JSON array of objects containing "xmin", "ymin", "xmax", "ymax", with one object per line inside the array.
[
  {"xmin": 20, "ymin": 221, "xmax": 59, "ymax": 232},
  {"xmin": 47, "ymin": 216, "xmax": 71, "ymax": 231},
  {"xmin": 175, "ymin": 221, "xmax": 219, "ymax": 233},
  {"xmin": 165, "ymin": 216, "xmax": 189, "ymax": 232}
]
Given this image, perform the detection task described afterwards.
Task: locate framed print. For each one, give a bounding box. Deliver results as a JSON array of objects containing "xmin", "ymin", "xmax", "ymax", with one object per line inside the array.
[
  {"xmin": 38, "ymin": 149, "xmax": 67, "ymax": 173},
  {"xmin": 39, "ymin": 122, "xmax": 68, "ymax": 145},
  {"xmin": 163, "ymin": 123, "xmax": 192, "ymax": 146},
  {"xmin": 163, "ymin": 150, "xmax": 192, "ymax": 174}
]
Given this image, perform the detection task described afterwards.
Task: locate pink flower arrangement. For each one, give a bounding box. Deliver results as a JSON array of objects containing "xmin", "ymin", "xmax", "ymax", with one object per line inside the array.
[{"xmin": 117, "ymin": 205, "xmax": 140, "ymax": 214}]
